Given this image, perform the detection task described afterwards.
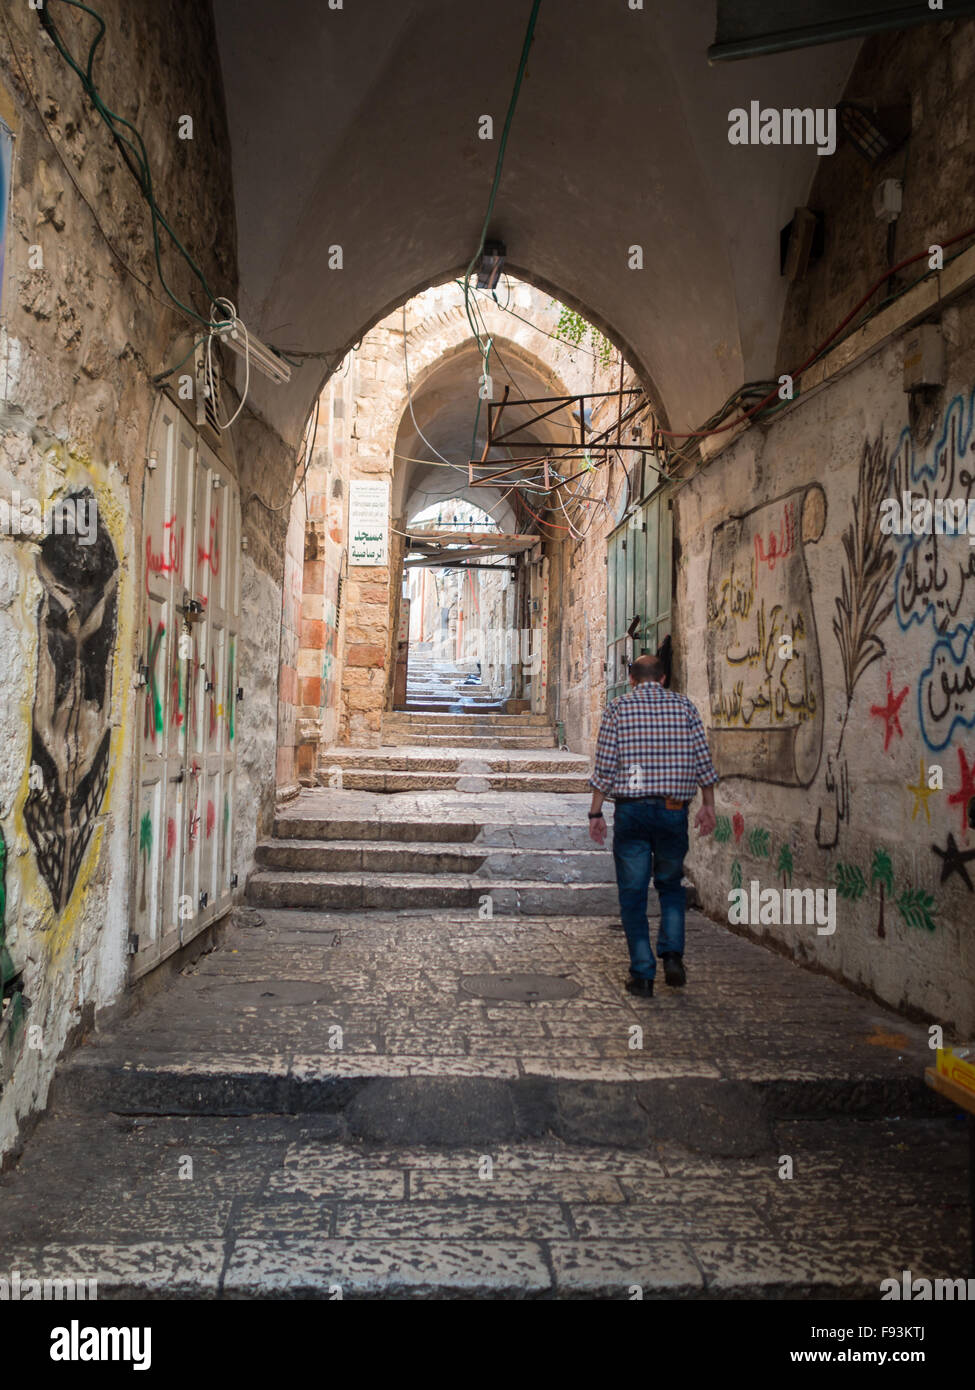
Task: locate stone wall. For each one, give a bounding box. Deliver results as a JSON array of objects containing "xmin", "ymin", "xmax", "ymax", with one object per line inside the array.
[
  {"xmin": 680, "ymin": 276, "xmax": 975, "ymax": 1035},
  {"xmin": 777, "ymin": 19, "xmax": 975, "ymax": 378},
  {"xmin": 0, "ymin": 3, "xmax": 287, "ymax": 1157}
]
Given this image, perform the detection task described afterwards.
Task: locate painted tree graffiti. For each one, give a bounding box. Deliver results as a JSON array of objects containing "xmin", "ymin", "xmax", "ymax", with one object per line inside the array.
[
  {"xmin": 817, "ymin": 436, "xmax": 897, "ymax": 848},
  {"xmin": 777, "ymin": 843, "xmax": 794, "ymax": 886},
  {"xmin": 870, "ymin": 848, "xmax": 894, "ymax": 939}
]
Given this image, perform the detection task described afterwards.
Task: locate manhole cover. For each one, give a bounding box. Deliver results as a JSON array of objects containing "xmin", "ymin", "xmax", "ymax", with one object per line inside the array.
[
  {"xmin": 459, "ymin": 973, "xmax": 581, "ymax": 1002},
  {"xmin": 203, "ymin": 980, "xmax": 333, "ymax": 1007}
]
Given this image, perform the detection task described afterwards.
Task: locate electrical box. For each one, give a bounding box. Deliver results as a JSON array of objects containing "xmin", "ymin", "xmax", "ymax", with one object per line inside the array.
[
  {"xmin": 873, "ymin": 178, "xmax": 902, "ymax": 223},
  {"xmin": 903, "ymin": 324, "xmax": 945, "ymax": 391}
]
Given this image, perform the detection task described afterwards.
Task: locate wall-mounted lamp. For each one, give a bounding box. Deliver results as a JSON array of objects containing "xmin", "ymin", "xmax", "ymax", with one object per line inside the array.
[
  {"xmin": 476, "ymin": 240, "xmax": 507, "ymax": 290},
  {"xmin": 838, "ymin": 102, "xmax": 911, "ymax": 165}
]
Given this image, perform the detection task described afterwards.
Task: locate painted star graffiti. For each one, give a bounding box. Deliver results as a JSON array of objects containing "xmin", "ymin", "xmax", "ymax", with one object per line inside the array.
[
  {"xmin": 869, "ymin": 670, "xmax": 909, "ymax": 752},
  {"xmin": 906, "ymin": 757, "xmax": 936, "ymax": 824},
  {"xmin": 946, "ymin": 747, "xmax": 975, "ymax": 838},
  {"xmin": 932, "ymin": 833, "xmax": 975, "ymax": 892}
]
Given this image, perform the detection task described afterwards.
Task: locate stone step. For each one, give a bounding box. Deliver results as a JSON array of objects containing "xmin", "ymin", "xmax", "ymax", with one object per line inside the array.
[
  {"xmin": 273, "ymin": 814, "xmax": 483, "ymax": 843},
  {"xmin": 379, "ymin": 734, "xmax": 558, "ymax": 749},
  {"xmin": 403, "ymin": 700, "xmax": 506, "ymax": 712},
  {"xmin": 311, "ymin": 770, "xmax": 591, "ymax": 793},
  {"xmin": 317, "ymin": 750, "xmax": 587, "ymax": 773},
  {"xmin": 384, "ymin": 712, "xmax": 550, "ymax": 727},
  {"xmin": 270, "ymin": 814, "xmax": 601, "ymax": 846},
  {"xmin": 51, "ymin": 1053, "xmax": 942, "ymax": 1134},
  {"xmin": 255, "ymin": 839, "xmax": 616, "ymax": 882},
  {"xmin": 245, "ymin": 870, "xmax": 622, "ymax": 913}
]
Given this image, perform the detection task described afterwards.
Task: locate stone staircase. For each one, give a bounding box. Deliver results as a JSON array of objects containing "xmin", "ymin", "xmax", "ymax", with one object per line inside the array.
[
  {"xmin": 382, "ymin": 709, "xmax": 556, "ymax": 749},
  {"xmin": 402, "ymin": 654, "xmax": 506, "ymax": 713},
  {"xmin": 245, "ymin": 789, "xmax": 621, "ymax": 914}
]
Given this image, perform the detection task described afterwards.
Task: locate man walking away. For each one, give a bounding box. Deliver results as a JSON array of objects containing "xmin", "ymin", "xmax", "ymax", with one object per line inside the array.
[{"xmin": 588, "ymin": 654, "xmax": 718, "ymax": 998}]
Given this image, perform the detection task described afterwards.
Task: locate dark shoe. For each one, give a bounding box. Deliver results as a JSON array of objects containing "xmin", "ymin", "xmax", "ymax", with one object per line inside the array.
[
  {"xmin": 662, "ymin": 953, "xmax": 686, "ymax": 987},
  {"xmin": 626, "ymin": 977, "xmax": 654, "ymax": 998}
]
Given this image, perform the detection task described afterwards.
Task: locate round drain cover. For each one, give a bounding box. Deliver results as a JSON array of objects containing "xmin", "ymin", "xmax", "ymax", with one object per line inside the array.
[{"xmin": 459, "ymin": 973, "xmax": 581, "ymax": 1002}]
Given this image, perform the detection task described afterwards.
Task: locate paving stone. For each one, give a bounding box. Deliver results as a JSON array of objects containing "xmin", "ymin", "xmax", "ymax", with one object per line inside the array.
[
  {"xmin": 334, "ymin": 1201, "xmax": 571, "ymax": 1240},
  {"xmin": 410, "ymin": 1172, "xmax": 627, "ymax": 1203},
  {"xmin": 0, "ymin": 1242, "xmax": 225, "ymax": 1298},
  {"xmin": 222, "ymin": 1238, "xmax": 552, "ymax": 1298},
  {"xmin": 268, "ymin": 1164, "xmax": 407, "ymax": 1199},
  {"xmin": 548, "ymin": 1240, "xmax": 704, "ymax": 1297}
]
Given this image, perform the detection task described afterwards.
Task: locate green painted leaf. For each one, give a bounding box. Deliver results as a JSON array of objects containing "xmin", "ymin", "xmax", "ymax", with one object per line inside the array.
[
  {"xmin": 714, "ymin": 815, "xmax": 732, "ymax": 843},
  {"xmin": 747, "ymin": 827, "xmax": 771, "ymax": 858},
  {"xmin": 731, "ymin": 859, "xmax": 743, "ymax": 891},
  {"xmin": 834, "ymin": 862, "xmax": 867, "ymax": 901},
  {"xmin": 895, "ymin": 888, "xmax": 937, "ymax": 933}
]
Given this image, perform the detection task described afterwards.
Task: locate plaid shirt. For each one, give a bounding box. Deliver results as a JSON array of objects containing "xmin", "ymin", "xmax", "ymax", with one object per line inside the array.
[{"xmin": 590, "ymin": 681, "xmax": 719, "ymax": 801}]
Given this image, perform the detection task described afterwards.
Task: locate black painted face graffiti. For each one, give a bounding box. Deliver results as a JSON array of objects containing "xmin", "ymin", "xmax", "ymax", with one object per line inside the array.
[{"xmin": 23, "ymin": 492, "xmax": 119, "ymax": 913}]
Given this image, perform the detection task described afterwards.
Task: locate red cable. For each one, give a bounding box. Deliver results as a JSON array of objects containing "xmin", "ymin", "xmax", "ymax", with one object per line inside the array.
[
  {"xmin": 516, "ymin": 490, "xmax": 571, "ymax": 532},
  {"xmin": 657, "ymin": 224, "xmax": 975, "ymax": 441}
]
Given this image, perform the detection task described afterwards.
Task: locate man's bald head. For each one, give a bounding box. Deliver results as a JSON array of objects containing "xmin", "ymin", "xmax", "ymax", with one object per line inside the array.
[{"xmin": 629, "ymin": 654, "xmax": 665, "ymax": 684}]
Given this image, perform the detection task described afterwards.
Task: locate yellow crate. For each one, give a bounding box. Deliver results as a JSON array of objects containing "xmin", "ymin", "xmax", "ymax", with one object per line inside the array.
[{"xmin": 936, "ymin": 1046, "xmax": 975, "ymax": 1095}]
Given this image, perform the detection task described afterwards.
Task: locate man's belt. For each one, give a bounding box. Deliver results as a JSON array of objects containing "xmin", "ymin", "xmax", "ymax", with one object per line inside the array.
[{"xmin": 615, "ymin": 795, "xmax": 689, "ymax": 809}]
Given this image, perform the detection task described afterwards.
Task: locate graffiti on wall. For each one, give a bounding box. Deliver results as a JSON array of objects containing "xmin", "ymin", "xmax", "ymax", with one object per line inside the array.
[
  {"xmin": 706, "ymin": 483, "xmax": 826, "ymax": 786},
  {"xmin": 815, "ymin": 436, "xmax": 897, "ymax": 848},
  {"xmin": 23, "ymin": 492, "xmax": 119, "ymax": 913},
  {"xmin": 890, "ymin": 388, "xmax": 975, "ymax": 753}
]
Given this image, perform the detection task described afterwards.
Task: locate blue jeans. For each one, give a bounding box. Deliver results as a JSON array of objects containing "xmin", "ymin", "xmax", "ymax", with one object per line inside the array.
[{"xmin": 612, "ymin": 798, "xmax": 689, "ymax": 980}]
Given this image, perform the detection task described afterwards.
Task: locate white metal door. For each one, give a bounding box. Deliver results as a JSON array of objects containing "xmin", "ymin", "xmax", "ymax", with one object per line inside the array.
[{"xmin": 132, "ymin": 407, "xmax": 240, "ymax": 978}]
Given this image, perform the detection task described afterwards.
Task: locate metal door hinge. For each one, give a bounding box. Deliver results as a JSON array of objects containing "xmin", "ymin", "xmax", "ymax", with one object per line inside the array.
[
  {"xmin": 199, "ymin": 891, "xmax": 209, "ymax": 910},
  {"xmin": 127, "ymin": 934, "xmax": 139, "ymax": 955}
]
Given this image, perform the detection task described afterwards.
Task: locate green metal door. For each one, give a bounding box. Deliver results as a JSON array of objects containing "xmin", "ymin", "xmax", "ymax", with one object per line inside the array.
[{"xmin": 606, "ymin": 486, "xmax": 672, "ymax": 701}]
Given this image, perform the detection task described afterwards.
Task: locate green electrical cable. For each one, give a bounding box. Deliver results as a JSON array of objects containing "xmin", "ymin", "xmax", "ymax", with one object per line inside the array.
[
  {"xmin": 464, "ymin": 0, "xmax": 543, "ymax": 467},
  {"xmin": 39, "ymin": 0, "xmax": 221, "ymax": 327},
  {"xmin": 466, "ymin": 0, "xmax": 542, "ymax": 281},
  {"xmin": 151, "ymin": 336, "xmax": 207, "ymax": 384}
]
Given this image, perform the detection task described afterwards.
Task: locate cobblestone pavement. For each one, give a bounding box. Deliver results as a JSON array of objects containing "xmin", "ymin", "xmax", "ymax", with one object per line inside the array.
[
  {"xmin": 1, "ymin": 907, "xmax": 968, "ymax": 1298},
  {"xmin": 0, "ymin": 1115, "xmax": 965, "ymax": 1297},
  {"xmin": 55, "ymin": 908, "xmax": 939, "ymax": 1080}
]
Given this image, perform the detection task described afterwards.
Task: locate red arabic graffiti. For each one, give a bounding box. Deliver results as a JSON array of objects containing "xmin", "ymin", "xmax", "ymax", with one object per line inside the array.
[
  {"xmin": 197, "ymin": 508, "xmax": 221, "ymax": 578},
  {"xmin": 146, "ymin": 516, "xmax": 185, "ymax": 594},
  {"xmin": 753, "ymin": 502, "xmax": 797, "ymax": 572}
]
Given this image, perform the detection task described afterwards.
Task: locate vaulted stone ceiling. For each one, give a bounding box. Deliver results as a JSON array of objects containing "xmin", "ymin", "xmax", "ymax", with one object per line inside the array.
[{"xmin": 212, "ymin": 0, "xmax": 857, "ymax": 447}]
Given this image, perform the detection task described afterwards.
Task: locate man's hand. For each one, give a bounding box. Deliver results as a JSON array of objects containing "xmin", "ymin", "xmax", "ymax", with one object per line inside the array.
[
  {"xmin": 589, "ymin": 814, "xmax": 608, "ymax": 847},
  {"xmin": 694, "ymin": 804, "xmax": 717, "ymax": 836}
]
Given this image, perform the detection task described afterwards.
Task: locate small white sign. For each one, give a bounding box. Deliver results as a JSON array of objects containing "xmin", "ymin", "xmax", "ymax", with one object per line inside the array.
[{"xmin": 349, "ymin": 479, "xmax": 389, "ymax": 566}]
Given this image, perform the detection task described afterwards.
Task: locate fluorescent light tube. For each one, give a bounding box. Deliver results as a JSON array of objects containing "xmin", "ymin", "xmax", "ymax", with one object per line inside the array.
[{"xmin": 212, "ymin": 319, "xmax": 292, "ymax": 385}]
